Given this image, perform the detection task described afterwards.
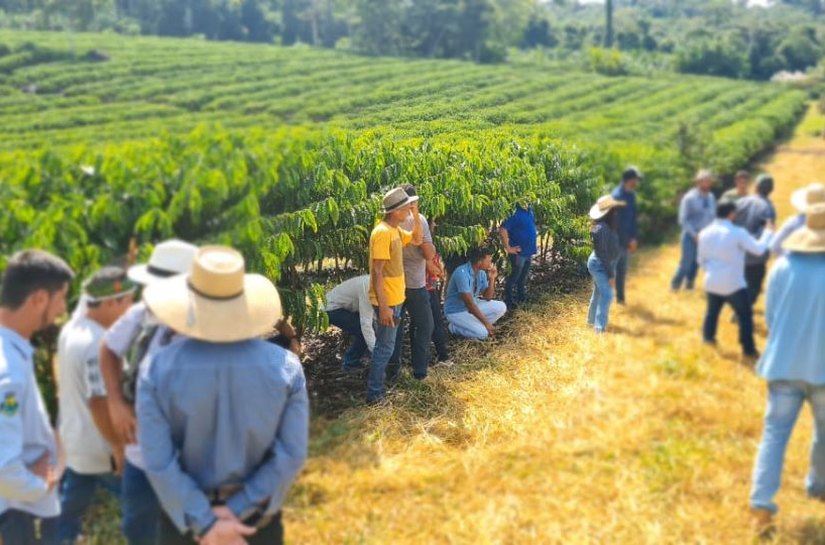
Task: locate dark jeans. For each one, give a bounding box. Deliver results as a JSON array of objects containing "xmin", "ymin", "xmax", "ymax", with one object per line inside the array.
[
  {"xmin": 158, "ymin": 511, "xmax": 283, "ymax": 545},
  {"xmin": 745, "ymin": 263, "xmax": 768, "ymax": 306},
  {"xmin": 0, "ymin": 510, "xmax": 57, "ymax": 545},
  {"xmin": 121, "ymin": 461, "xmax": 162, "ymax": 545},
  {"xmin": 672, "ymin": 232, "xmax": 699, "ymax": 290},
  {"xmin": 703, "ymin": 289, "xmax": 757, "ymax": 356},
  {"xmin": 389, "ymin": 287, "xmax": 434, "ymax": 380},
  {"xmin": 504, "ymin": 254, "xmax": 532, "ymax": 308},
  {"xmin": 615, "ymin": 248, "xmax": 629, "ymax": 304},
  {"xmin": 57, "ymin": 468, "xmax": 121, "ymax": 544},
  {"xmin": 327, "ymin": 309, "xmax": 368, "ymax": 369},
  {"xmin": 428, "ymin": 288, "xmax": 450, "ymax": 361}
]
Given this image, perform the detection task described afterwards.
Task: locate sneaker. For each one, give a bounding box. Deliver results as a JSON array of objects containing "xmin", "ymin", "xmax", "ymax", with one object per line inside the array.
[
  {"xmin": 703, "ymin": 339, "xmax": 718, "ymax": 347},
  {"xmin": 434, "ymin": 359, "xmax": 455, "ymax": 369},
  {"xmin": 742, "ymin": 351, "xmax": 761, "ymax": 365},
  {"xmin": 751, "ymin": 508, "xmax": 775, "ymax": 540}
]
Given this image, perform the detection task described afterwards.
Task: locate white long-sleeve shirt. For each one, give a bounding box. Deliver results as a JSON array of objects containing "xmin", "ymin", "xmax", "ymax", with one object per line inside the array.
[
  {"xmin": 0, "ymin": 326, "xmax": 60, "ymax": 517},
  {"xmin": 324, "ymin": 275, "xmax": 375, "ymax": 351},
  {"xmin": 770, "ymin": 214, "xmax": 805, "ymax": 257},
  {"xmin": 698, "ymin": 219, "xmax": 774, "ymax": 296}
]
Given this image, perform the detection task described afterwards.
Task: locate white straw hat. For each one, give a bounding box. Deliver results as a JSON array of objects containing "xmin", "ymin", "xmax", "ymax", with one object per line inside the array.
[
  {"xmin": 143, "ymin": 246, "xmax": 282, "ymax": 343},
  {"xmin": 791, "ymin": 183, "xmax": 825, "ymax": 213},
  {"xmin": 589, "ymin": 195, "xmax": 626, "ymax": 220},
  {"xmin": 783, "ymin": 203, "xmax": 825, "ymax": 254},
  {"xmin": 128, "ymin": 239, "xmax": 198, "ymax": 286}
]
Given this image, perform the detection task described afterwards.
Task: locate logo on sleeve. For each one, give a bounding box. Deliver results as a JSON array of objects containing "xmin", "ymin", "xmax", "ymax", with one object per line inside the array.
[{"xmin": 0, "ymin": 392, "xmax": 19, "ymax": 417}]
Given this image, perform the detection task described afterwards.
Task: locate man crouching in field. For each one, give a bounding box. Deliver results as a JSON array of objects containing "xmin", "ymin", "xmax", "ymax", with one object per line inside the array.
[{"xmin": 137, "ymin": 246, "xmax": 308, "ymax": 545}]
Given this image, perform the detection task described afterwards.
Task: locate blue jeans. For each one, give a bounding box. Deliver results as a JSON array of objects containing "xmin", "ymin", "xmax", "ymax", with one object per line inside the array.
[
  {"xmin": 367, "ymin": 305, "xmax": 402, "ymax": 403},
  {"xmin": 428, "ymin": 288, "xmax": 450, "ymax": 361},
  {"xmin": 0, "ymin": 510, "xmax": 57, "ymax": 545},
  {"xmin": 327, "ymin": 309, "xmax": 368, "ymax": 369},
  {"xmin": 504, "ymin": 254, "xmax": 532, "ymax": 308},
  {"xmin": 57, "ymin": 468, "xmax": 120, "ymax": 544},
  {"xmin": 751, "ymin": 381, "xmax": 825, "ymax": 513},
  {"xmin": 389, "ymin": 288, "xmax": 434, "ymax": 380},
  {"xmin": 121, "ymin": 461, "xmax": 161, "ymax": 545},
  {"xmin": 587, "ymin": 254, "xmax": 613, "ymax": 333},
  {"xmin": 671, "ymin": 232, "xmax": 698, "ymax": 290},
  {"xmin": 615, "ymin": 248, "xmax": 629, "ymax": 304}
]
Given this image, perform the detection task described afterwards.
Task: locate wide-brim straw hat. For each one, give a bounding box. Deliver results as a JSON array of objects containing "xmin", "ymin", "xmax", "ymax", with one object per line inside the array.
[
  {"xmin": 589, "ymin": 195, "xmax": 626, "ymax": 220},
  {"xmin": 143, "ymin": 245, "xmax": 282, "ymax": 343},
  {"xmin": 791, "ymin": 183, "xmax": 825, "ymax": 213},
  {"xmin": 783, "ymin": 203, "xmax": 825, "ymax": 254},
  {"xmin": 382, "ymin": 187, "xmax": 419, "ymax": 213},
  {"xmin": 128, "ymin": 239, "xmax": 198, "ymax": 286}
]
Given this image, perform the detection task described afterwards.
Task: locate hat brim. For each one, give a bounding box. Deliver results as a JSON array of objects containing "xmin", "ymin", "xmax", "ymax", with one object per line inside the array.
[
  {"xmin": 383, "ymin": 195, "xmax": 419, "ymax": 213},
  {"xmin": 791, "ymin": 187, "xmax": 812, "ymax": 213},
  {"xmin": 143, "ymin": 274, "xmax": 283, "ymax": 343},
  {"xmin": 127, "ymin": 265, "xmax": 174, "ymax": 286},
  {"xmin": 782, "ymin": 228, "xmax": 825, "ymax": 254},
  {"xmin": 589, "ymin": 201, "xmax": 626, "ymax": 220}
]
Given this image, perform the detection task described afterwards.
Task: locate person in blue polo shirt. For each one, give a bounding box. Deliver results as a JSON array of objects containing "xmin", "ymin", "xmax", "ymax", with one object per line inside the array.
[
  {"xmin": 499, "ymin": 203, "xmax": 538, "ymax": 310},
  {"xmin": 611, "ymin": 167, "xmax": 642, "ymax": 305},
  {"xmin": 444, "ymin": 248, "xmax": 507, "ymax": 340}
]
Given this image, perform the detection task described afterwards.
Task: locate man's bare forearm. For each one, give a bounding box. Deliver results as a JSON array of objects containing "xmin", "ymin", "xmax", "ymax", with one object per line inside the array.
[
  {"xmin": 89, "ymin": 397, "xmax": 121, "ymax": 448},
  {"xmin": 99, "ymin": 344, "xmax": 126, "ymax": 404}
]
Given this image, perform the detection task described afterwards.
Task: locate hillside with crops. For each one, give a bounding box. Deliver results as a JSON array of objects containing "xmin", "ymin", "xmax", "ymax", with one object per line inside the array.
[{"xmin": 0, "ymin": 31, "xmax": 809, "ymax": 333}]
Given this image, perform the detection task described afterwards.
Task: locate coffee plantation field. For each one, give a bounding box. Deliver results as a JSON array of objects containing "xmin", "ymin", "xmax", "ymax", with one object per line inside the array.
[{"xmin": 0, "ymin": 30, "xmax": 808, "ymax": 331}]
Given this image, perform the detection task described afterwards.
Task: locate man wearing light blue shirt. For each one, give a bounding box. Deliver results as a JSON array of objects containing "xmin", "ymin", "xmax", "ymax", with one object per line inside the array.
[
  {"xmin": 672, "ymin": 170, "xmax": 716, "ymax": 291},
  {"xmin": 750, "ymin": 203, "xmax": 825, "ymax": 534},
  {"xmin": 137, "ymin": 246, "xmax": 308, "ymax": 545},
  {"xmin": 0, "ymin": 250, "xmax": 74, "ymax": 545},
  {"xmin": 697, "ymin": 201, "xmax": 773, "ymax": 360},
  {"xmin": 444, "ymin": 248, "xmax": 507, "ymax": 340}
]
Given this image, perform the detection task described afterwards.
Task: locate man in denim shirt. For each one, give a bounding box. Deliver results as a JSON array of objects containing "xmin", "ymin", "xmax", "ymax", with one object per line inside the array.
[
  {"xmin": 137, "ymin": 246, "xmax": 308, "ymax": 545},
  {"xmin": 672, "ymin": 169, "xmax": 716, "ymax": 291}
]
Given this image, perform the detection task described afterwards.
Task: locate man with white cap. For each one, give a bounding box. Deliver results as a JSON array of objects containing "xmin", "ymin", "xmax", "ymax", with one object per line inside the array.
[
  {"xmin": 55, "ymin": 267, "xmax": 135, "ymax": 544},
  {"xmin": 367, "ymin": 187, "xmax": 423, "ymax": 404},
  {"xmin": 97, "ymin": 239, "xmax": 197, "ymax": 545},
  {"xmin": 771, "ymin": 182, "xmax": 825, "ymax": 257},
  {"xmin": 672, "ymin": 169, "xmax": 716, "ymax": 292},
  {"xmin": 137, "ymin": 246, "xmax": 308, "ymax": 545},
  {"xmin": 750, "ymin": 203, "xmax": 825, "ymax": 537}
]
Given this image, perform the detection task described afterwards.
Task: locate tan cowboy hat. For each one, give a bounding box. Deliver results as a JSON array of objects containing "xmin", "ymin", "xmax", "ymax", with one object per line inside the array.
[
  {"xmin": 589, "ymin": 195, "xmax": 626, "ymax": 220},
  {"xmin": 382, "ymin": 187, "xmax": 419, "ymax": 213},
  {"xmin": 791, "ymin": 183, "xmax": 825, "ymax": 213},
  {"xmin": 128, "ymin": 239, "xmax": 198, "ymax": 286},
  {"xmin": 783, "ymin": 203, "xmax": 825, "ymax": 254},
  {"xmin": 143, "ymin": 246, "xmax": 282, "ymax": 343}
]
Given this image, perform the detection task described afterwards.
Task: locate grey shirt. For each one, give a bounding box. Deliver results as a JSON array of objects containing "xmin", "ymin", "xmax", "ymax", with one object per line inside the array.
[
  {"xmin": 735, "ymin": 195, "xmax": 776, "ymax": 265},
  {"xmin": 401, "ymin": 213, "xmax": 432, "ymax": 290},
  {"xmin": 678, "ymin": 188, "xmax": 716, "ymax": 238}
]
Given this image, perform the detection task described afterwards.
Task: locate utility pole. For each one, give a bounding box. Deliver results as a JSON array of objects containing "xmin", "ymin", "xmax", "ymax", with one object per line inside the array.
[{"xmin": 605, "ymin": 0, "xmax": 614, "ymax": 48}]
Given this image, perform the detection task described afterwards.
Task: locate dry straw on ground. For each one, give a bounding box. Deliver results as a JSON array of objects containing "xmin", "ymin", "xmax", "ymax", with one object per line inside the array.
[{"xmin": 286, "ymin": 104, "xmax": 825, "ymax": 544}]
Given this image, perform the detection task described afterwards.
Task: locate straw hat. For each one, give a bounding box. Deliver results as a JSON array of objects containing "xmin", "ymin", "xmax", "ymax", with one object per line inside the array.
[
  {"xmin": 128, "ymin": 239, "xmax": 198, "ymax": 286},
  {"xmin": 143, "ymin": 246, "xmax": 282, "ymax": 343},
  {"xmin": 791, "ymin": 183, "xmax": 825, "ymax": 213},
  {"xmin": 382, "ymin": 187, "xmax": 418, "ymax": 213},
  {"xmin": 694, "ymin": 169, "xmax": 714, "ymax": 182},
  {"xmin": 783, "ymin": 203, "xmax": 825, "ymax": 254},
  {"xmin": 589, "ymin": 195, "xmax": 626, "ymax": 220}
]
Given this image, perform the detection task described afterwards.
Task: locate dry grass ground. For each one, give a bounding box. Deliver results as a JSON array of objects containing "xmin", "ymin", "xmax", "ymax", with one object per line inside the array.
[{"xmin": 284, "ymin": 104, "xmax": 825, "ymax": 544}]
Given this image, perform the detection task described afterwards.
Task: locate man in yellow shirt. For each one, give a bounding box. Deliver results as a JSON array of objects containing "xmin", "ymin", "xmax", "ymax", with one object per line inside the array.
[{"xmin": 367, "ymin": 187, "xmax": 423, "ymax": 403}]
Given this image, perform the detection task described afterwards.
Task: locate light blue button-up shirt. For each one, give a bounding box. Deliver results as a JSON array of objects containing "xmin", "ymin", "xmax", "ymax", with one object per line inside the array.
[
  {"xmin": 137, "ymin": 338, "xmax": 309, "ymax": 535},
  {"xmin": 758, "ymin": 253, "xmax": 825, "ymax": 384},
  {"xmin": 0, "ymin": 326, "xmax": 60, "ymax": 517},
  {"xmin": 678, "ymin": 188, "xmax": 716, "ymax": 238}
]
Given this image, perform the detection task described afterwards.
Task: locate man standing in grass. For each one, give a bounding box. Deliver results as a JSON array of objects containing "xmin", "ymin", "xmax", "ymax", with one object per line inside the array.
[
  {"xmin": 611, "ymin": 167, "xmax": 642, "ymax": 305},
  {"xmin": 368, "ymin": 187, "xmax": 423, "ymax": 404},
  {"xmin": 0, "ymin": 250, "xmax": 74, "ymax": 545},
  {"xmin": 499, "ymin": 202, "xmax": 538, "ymax": 310},
  {"xmin": 721, "ymin": 170, "xmax": 752, "ymax": 202},
  {"xmin": 56, "ymin": 267, "xmax": 135, "ymax": 545},
  {"xmin": 444, "ymin": 248, "xmax": 507, "ymax": 340},
  {"xmin": 389, "ymin": 184, "xmax": 436, "ymax": 383},
  {"xmin": 697, "ymin": 201, "xmax": 773, "ymax": 362},
  {"xmin": 735, "ymin": 174, "xmax": 777, "ymax": 305},
  {"xmin": 672, "ymin": 169, "xmax": 716, "ymax": 292},
  {"xmin": 750, "ymin": 203, "xmax": 825, "ymax": 537}
]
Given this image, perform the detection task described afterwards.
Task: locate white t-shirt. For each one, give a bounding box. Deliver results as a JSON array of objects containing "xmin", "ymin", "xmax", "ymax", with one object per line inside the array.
[
  {"xmin": 57, "ymin": 317, "xmax": 113, "ymax": 475},
  {"xmin": 103, "ymin": 302, "xmax": 177, "ymax": 469}
]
